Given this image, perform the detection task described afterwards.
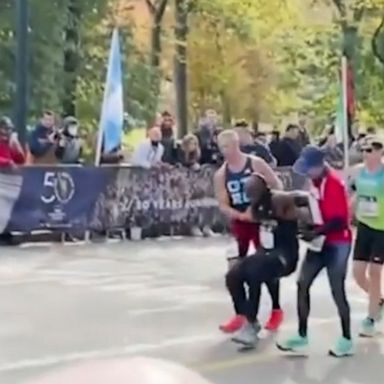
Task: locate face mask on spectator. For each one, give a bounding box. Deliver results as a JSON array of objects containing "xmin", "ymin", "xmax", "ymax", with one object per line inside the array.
[
  {"xmin": 151, "ymin": 140, "xmax": 160, "ymax": 147},
  {"xmin": 67, "ymin": 125, "xmax": 78, "ymax": 137}
]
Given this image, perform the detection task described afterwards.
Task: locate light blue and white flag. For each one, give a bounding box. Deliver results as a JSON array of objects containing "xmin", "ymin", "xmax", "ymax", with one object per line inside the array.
[{"xmin": 96, "ymin": 28, "xmax": 124, "ymax": 164}]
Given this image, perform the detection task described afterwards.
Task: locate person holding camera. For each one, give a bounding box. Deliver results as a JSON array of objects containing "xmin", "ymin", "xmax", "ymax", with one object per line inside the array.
[
  {"xmin": 55, "ymin": 116, "xmax": 82, "ymax": 164},
  {"xmin": 28, "ymin": 110, "xmax": 58, "ymax": 164}
]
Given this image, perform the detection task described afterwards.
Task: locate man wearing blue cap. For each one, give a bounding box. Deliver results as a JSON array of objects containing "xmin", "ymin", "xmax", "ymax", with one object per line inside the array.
[{"xmin": 277, "ymin": 145, "xmax": 354, "ymax": 357}]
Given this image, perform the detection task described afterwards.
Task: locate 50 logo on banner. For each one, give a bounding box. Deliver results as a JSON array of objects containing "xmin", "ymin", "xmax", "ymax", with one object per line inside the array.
[{"xmin": 41, "ymin": 171, "xmax": 75, "ymax": 204}]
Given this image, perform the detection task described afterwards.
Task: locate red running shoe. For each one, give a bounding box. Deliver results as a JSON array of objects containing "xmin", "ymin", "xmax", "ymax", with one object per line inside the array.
[
  {"xmin": 219, "ymin": 315, "xmax": 246, "ymax": 333},
  {"xmin": 264, "ymin": 309, "xmax": 284, "ymax": 331}
]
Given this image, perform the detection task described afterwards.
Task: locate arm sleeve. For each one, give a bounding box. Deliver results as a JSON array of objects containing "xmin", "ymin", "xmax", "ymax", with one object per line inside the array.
[
  {"xmin": 28, "ymin": 130, "xmax": 52, "ymax": 157},
  {"xmin": 316, "ymin": 217, "xmax": 345, "ymax": 235}
]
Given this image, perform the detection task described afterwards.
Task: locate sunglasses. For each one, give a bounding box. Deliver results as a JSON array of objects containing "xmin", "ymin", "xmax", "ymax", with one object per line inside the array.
[{"xmin": 361, "ymin": 144, "xmax": 383, "ymax": 153}]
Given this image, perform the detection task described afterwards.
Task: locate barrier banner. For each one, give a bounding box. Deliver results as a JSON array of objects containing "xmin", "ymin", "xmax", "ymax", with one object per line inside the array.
[
  {"xmin": 6, "ymin": 167, "xmax": 115, "ymax": 233},
  {"xmin": 89, "ymin": 165, "xmax": 305, "ymax": 235},
  {"xmin": 90, "ymin": 165, "xmax": 222, "ymax": 235},
  {"xmin": 0, "ymin": 165, "xmax": 305, "ymax": 235}
]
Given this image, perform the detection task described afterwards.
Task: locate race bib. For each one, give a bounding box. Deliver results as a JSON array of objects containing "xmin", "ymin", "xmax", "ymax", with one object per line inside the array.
[
  {"xmin": 358, "ymin": 196, "xmax": 379, "ymax": 217},
  {"xmin": 260, "ymin": 225, "xmax": 274, "ymax": 249},
  {"xmin": 307, "ymin": 235, "xmax": 325, "ymax": 252}
]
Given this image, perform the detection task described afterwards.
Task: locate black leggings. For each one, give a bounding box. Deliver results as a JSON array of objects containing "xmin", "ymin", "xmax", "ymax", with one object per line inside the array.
[
  {"xmin": 237, "ymin": 238, "xmax": 280, "ymax": 313},
  {"xmin": 226, "ymin": 248, "xmax": 298, "ymax": 323},
  {"xmin": 297, "ymin": 243, "xmax": 351, "ymax": 339}
]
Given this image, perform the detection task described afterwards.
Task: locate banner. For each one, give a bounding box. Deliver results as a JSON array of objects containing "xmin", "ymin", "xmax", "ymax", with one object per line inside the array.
[
  {"xmin": 6, "ymin": 167, "xmax": 114, "ymax": 233},
  {"xmin": 0, "ymin": 165, "xmax": 305, "ymax": 235}
]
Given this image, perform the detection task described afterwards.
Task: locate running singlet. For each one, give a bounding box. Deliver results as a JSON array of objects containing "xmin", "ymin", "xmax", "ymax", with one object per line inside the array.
[
  {"xmin": 355, "ymin": 166, "xmax": 384, "ymax": 230},
  {"xmin": 225, "ymin": 157, "xmax": 253, "ymax": 213},
  {"xmin": 259, "ymin": 219, "xmax": 299, "ymax": 276}
]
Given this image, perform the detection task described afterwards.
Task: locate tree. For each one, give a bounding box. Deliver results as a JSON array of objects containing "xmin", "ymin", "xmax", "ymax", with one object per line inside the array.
[
  {"xmin": 63, "ymin": 0, "xmax": 81, "ymax": 117},
  {"xmin": 145, "ymin": 0, "xmax": 169, "ymax": 68},
  {"xmin": 174, "ymin": 0, "xmax": 189, "ymax": 136},
  {"xmin": 187, "ymin": 0, "xmax": 298, "ymax": 125},
  {"xmin": 372, "ymin": 11, "xmax": 384, "ymax": 65},
  {"xmin": 144, "ymin": 0, "xmax": 169, "ymax": 115}
]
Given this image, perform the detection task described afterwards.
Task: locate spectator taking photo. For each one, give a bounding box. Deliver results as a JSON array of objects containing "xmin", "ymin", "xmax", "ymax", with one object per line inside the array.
[
  {"xmin": 28, "ymin": 110, "xmax": 58, "ymax": 164},
  {"xmin": 55, "ymin": 116, "xmax": 83, "ymax": 164}
]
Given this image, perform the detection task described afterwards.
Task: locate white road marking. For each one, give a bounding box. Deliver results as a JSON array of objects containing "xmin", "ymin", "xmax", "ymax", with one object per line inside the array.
[
  {"xmin": 0, "ymin": 316, "xmax": 370, "ymax": 374},
  {"xmin": 0, "ymin": 333, "xmax": 223, "ymax": 373}
]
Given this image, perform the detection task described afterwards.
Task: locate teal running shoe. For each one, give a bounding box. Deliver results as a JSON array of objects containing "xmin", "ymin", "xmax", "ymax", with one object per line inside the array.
[
  {"xmin": 329, "ymin": 337, "xmax": 354, "ymax": 357},
  {"xmin": 359, "ymin": 317, "xmax": 376, "ymax": 338},
  {"xmin": 276, "ymin": 334, "xmax": 309, "ymax": 354}
]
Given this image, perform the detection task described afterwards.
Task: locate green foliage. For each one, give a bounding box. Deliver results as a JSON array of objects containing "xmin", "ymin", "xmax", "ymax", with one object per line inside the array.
[
  {"xmin": 270, "ymin": 25, "xmax": 341, "ymax": 122},
  {"xmin": 0, "ymin": 1, "xmax": 14, "ymax": 114},
  {"xmin": 1, "ymin": 0, "xmax": 384, "ymax": 147}
]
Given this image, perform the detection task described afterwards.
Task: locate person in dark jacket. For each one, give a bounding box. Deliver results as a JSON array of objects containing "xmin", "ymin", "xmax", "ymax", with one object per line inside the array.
[
  {"xmin": 195, "ymin": 111, "xmax": 221, "ymax": 165},
  {"xmin": 269, "ymin": 130, "xmax": 281, "ymax": 161},
  {"xmin": 234, "ymin": 121, "xmax": 276, "ymax": 165},
  {"xmin": 160, "ymin": 111, "xmax": 178, "ymax": 165},
  {"xmin": 297, "ymin": 112, "xmax": 311, "ymax": 149},
  {"xmin": 28, "ymin": 111, "xmax": 58, "ymax": 164},
  {"xmin": 276, "ymin": 124, "xmax": 301, "ymax": 166}
]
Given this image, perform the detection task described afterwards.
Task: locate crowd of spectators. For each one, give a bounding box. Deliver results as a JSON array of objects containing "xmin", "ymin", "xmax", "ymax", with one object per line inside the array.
[
  {"xmin": 131, "ymin": 110, "xmax": 314, "ymax": 170},
  {"xmin": 0, "ymin": 108, "xmax": 373, "ymax": 172},
  {"xmin": 0, "ymin": 108, "xmax": 379, "ymax": 245}
]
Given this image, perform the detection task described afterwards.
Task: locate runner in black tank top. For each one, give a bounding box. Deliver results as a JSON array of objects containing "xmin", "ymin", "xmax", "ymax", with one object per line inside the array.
[
  {"xmin": 215, "ymin": 130, "xmax": 284, "ymax": 335},
  {"xmin": 224, "ymin": 157, "xmax": 253, "ymax": 213},
  {"xmin": 225, "ymin": 174, "xmax": 302, "ymax": 349}
]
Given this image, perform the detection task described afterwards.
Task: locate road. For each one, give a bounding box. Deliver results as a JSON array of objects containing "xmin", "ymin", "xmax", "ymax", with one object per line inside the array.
[{"xmin": 0, "ymin": 238, "xmax": 382, "ymax": 384}]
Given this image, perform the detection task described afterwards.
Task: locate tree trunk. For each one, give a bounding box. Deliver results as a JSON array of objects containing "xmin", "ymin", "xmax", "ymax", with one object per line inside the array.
[
  {"xmin": 63, "ymin": 0, "xmax": 80, "ymax": 117},
  {"xmin": 146, "ymin": 0, "xmax": 168, "ymax": 117},
  {"xmin": 372, "ymin": 13, "xmax": 384, "ymax": 66},
  {"xmin": 174, "ymin": 0, "xmax": 188, "ymax": 138},
  {"xmin": 220, "ymin": 92, "xmax": 231, "ymax": 127},
  {"xmin": 150, "ymin": 18, "xmax": 162, "ymax": 68}
]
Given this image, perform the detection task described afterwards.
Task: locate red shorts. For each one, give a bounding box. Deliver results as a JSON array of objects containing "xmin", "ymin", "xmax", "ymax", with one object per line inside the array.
[{"xmin": 230, "ymin": 220, "xmax": 260, "ymax": 257}]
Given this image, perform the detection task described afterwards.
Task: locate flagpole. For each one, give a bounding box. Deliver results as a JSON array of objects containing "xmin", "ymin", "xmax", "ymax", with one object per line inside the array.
[
  {"xmin": 341, "ymin": 55, "xmax": 350, "ymax": 175},
  {"xmin": 95, "ymin": 109, "xmax": 104, "ymax": 166}
]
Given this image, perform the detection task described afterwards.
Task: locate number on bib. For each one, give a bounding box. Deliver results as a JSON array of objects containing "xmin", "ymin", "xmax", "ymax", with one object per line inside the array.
[
  {"xmin": 358, "ymin": 196, "xmax": 379, "ymax": 217},
  {"xmin": 260, "ymin": 226, "xmax": 274, "ymax": 249}
]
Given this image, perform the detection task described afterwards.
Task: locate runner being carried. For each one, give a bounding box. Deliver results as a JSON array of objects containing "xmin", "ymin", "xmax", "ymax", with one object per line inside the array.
[{"xmin": 214, "ymin": 130, "xmax": 284, "ymax": 334}]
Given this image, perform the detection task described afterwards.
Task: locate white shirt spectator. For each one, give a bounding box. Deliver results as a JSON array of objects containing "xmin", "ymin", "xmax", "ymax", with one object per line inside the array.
[{"xmin": 131, "ymin": 139, "xmax": 164, "ymax": 168}]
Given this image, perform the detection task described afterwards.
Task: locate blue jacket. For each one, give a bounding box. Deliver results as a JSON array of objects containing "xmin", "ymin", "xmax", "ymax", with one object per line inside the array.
[{"xmin": 28, "ymin": 124, "xmax": 54, "ymax": 157}]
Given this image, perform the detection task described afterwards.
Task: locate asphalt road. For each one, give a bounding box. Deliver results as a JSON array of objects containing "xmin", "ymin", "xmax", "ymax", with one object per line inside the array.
[{"xmin": 0, "ymin": 238, "xmax": 382, "ymax": 384}]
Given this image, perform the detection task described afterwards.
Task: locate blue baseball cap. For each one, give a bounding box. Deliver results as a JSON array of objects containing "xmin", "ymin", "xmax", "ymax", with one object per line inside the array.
[{"xmin": 293, "ymin": 145, "xmax": 326, "ymax": 176}]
